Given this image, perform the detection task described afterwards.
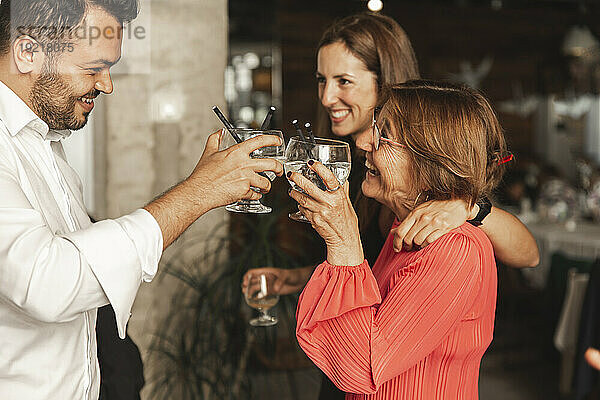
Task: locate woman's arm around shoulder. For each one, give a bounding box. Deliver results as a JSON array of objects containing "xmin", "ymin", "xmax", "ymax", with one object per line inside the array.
[
  {"xmin": 479, "ymin": 206, "xmax": 539, "ymax": 268},
  {"xmin": 391, "ymin": 199, "xmax": 539, "ymax": 268}
]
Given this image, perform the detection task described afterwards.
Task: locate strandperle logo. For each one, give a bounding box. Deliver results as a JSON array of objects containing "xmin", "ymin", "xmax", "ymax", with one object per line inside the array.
[{"xmin": 15, "ymin": 22, "xmax": 146, "ymax": 47}]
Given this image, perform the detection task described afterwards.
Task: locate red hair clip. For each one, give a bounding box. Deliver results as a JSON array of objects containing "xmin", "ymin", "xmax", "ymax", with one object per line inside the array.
[{"xmin": 497, "ymin": 153, "xmax": 514, "ymax": 165}]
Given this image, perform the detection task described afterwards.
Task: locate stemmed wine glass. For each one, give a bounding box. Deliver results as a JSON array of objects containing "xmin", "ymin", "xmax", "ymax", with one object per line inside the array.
[
  {"xmin": 219, "ymin": 128, "xmax": 285, "ymax": 214},
  {"xmin": 284, "ymin": 136, "xmax": 352, "ymax": 222},
  {"xmin": 244, "ymin": 272, "xmax": 280, "ymax": 327}
]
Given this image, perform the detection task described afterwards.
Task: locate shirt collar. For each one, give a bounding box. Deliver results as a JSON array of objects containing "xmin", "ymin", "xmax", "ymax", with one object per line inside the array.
[{"xmin": 0, "ymin": 80, "xmax": 71, "ymax": 141}]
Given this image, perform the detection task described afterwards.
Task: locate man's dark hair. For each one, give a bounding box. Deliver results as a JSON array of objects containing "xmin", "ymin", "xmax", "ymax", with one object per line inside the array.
[{"xmin": 0, "ymin": 0, "xmax": 139, "ymax": 56}]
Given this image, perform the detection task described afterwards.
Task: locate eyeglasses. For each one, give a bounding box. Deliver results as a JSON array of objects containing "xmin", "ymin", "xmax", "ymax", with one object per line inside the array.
[
  {"xmin": 372, "ymin": 107, "xmax": 405, "ymax": 151},
  {"xmin": 372, "ymin": 109, "xmax": 514, "ymax": 166}
]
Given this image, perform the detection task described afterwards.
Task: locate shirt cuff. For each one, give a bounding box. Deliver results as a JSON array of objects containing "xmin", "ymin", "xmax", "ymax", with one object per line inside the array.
[
  {"xmin": 61, "ymin": 209, "xmax": 163, "ymax": 339},
  {"xmin": 115, "ymin": 208, "xmax": 163, "ymax": 283}
]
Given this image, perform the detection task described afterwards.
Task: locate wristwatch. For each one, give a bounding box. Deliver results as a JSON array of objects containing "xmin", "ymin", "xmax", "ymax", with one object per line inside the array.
[{"xmin": 467, "ymin": 196, "xmax": 492, "ymax": 227}]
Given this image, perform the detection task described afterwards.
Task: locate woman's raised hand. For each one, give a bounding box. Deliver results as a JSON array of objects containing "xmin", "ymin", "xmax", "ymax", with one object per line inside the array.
[
  {"xmin": 391, "ymin": 199, "xmax": 476, "ymax": 252},
  {"xmin": 287, "ymin": 161, "xmax": 364, "ymax": 266}
]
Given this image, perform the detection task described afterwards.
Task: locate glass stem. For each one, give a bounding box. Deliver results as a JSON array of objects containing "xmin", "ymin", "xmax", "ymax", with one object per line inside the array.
[{"xmin": 259, "ymin": 308, "xmax": 269, "ymax": 320}]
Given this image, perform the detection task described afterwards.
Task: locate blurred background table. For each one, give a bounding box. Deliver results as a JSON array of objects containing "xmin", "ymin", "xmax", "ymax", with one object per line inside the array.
[{"xmin": 522, "ymin": 220, "xmax": 600, "ymax": 289}]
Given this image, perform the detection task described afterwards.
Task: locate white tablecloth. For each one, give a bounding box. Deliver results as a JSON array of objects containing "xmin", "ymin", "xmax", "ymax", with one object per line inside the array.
[{"xmin": 521, "ymin": 220, "xmax": 600, "ymax": 289}]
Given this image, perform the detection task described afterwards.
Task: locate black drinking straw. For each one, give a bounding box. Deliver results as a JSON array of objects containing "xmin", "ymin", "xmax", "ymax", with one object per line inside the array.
[
  {"xmin": 292, "ymin": 119, "xmax": 307, "ymax": 142},
  {"xmin": 292, "ymin": 119, "xmax": 315, "ymax": 157},
  {"xmin": 212, "ymin": 105, "xmax": 243, "ymax": 144},
  {"xmin": 304, "ymin": 122, "xmax": 316, "ymax": 144},
  {"xmin": 212, "ymin": 105, "xmax": 269, "ymax": 179},
  {"xmin": 260, "ymin": 106, "xmax": 276, "ymax": 130},
  {"xmin": 212, "ymin": 105, "xmax": 235, "ymax": 130}
]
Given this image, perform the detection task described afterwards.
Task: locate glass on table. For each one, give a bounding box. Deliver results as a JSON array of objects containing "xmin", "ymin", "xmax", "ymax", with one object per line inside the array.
[
  {"xmin": 284, "ymin": 136, "xmax": 351, "ymax": 222},
  {"xmin": 244, "ymin": 272, "xmax": 280, "ymax": 327},
  {"xmin": 219, "ymin": 128, "xmax": 285, "ymax": 214}
]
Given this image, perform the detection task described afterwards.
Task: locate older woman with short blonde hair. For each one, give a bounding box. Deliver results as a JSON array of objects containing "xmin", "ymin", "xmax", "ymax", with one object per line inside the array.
[{"xmin": 288, "ymin": 80, "xmax": 506, "ymax": 400}]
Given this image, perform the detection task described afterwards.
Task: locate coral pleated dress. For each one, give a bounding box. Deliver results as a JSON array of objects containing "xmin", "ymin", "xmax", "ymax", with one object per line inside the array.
[{"xmin": 296, "ymin": 222, "xmax": 497, "ymax": 399}]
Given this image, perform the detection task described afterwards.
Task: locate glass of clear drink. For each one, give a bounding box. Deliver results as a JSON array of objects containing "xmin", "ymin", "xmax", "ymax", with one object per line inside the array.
[
  {"xmin": 219, "ymin": 128, "xmax": 285, "ymax": 214},
  {"xmin": 284, "ymin": 136, "xmax": 351, "ymax": 222},
  {"xmin": 244, "ymin": 272, "xmax": 280, "ymax": 327}
]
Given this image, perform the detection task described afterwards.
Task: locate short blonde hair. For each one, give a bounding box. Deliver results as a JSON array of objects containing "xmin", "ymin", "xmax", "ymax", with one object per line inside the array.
[{"xmin": 378, "ymin": 80, "xmax": 508, "ymax": 208}]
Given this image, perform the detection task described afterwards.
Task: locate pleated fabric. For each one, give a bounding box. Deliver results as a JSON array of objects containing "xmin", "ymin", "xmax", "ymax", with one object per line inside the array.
[{"xmin": 296, "ymin": 222, "xmax": 497, "ymax": 400}]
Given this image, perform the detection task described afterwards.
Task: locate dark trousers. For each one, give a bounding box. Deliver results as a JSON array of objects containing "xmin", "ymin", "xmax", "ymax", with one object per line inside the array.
[{"xmin": 97, "ymin": 305, "xmax": 145, "ymax": 400}]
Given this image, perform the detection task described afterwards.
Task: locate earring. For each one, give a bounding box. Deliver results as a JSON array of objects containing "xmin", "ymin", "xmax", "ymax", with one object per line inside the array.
[
  {"xmin": 412, "ymin": 191, "xmax": 430, "ymax": 208},
  {"xmin": 412, "ymin": 192, "xmax": 423, "ymax": 208}
]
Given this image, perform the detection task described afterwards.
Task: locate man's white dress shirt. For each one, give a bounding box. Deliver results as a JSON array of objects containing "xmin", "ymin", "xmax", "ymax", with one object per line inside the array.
[{"xmin": 0, "ymin": 81, "xmax": 163, "ymax": 399}]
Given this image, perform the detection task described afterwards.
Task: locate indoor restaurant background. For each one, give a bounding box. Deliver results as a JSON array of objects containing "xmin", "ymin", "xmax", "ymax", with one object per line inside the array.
[{"xmin": 60, "ymin": 0, "xmax": 600, "ymax": 399}]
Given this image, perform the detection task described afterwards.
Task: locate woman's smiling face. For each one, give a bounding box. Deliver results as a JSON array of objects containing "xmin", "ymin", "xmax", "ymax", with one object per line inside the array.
[
  {"xmin": 355, "ymin": 113, "xmax": 415, "ymax": 217},
  {"xmin": 317, "ymin": 42, "xmax": 378, "ymax": 139}
]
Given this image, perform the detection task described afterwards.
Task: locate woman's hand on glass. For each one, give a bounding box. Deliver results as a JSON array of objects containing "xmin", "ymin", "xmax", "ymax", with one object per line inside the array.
[
  {"xmin": 242, "ymin": 266, "xmax": 312, "ymax": 296},
  {"xmin": 391, "ymin": 199, "xmax": 476, "ymax": 252},
  {"xmin": 287, "ymin": 161, "xmax": 364, "ymax": 266}
]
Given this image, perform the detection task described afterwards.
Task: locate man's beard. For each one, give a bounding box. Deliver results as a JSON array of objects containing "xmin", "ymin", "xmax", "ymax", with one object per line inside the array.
[{"xmin": 30, "ymin": 62, "xmax": 91, "ymax": 131}]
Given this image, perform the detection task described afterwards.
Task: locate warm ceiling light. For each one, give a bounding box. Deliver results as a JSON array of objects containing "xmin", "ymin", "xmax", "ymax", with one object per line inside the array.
[{"xmin": 367, "ymin": 0, "xmax": 383, "ymax": 12}]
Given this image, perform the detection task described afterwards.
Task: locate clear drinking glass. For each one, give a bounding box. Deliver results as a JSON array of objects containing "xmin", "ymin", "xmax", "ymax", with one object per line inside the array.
[
  {"xmin": 244, "ymin": 272, "xmax": 280, "ymax": 327},
  {"xmin": 284, "ymin": 136, "xmax": 351, "ymax": 222},
  {"xmin": 219, "ymin": 128, "xmax": 285, "ymax": 214}
]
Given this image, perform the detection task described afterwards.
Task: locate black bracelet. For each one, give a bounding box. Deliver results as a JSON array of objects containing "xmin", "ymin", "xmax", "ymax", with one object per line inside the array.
[{"xmin": 467, "ymin": 196, "xmax": 492, "ymax": 227}]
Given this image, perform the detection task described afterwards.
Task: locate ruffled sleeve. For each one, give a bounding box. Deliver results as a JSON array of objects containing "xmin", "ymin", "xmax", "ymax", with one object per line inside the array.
[
  {"xmin": 296, "ymin": 260, "xmax": 381, "ymax": 334},
  {"xmin": 294, "ymin": 227, "xmax": 490, "ymax": 395}
]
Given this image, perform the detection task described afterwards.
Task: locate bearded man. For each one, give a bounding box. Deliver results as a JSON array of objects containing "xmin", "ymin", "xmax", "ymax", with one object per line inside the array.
[{"xmin": 0, "ymin": 1, "xmax": 282, "ymax": 399}]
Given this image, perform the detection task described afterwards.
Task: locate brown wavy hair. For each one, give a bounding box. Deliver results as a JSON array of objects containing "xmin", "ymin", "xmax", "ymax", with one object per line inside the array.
[{"xmin": 377, "ymin": 80, "xmax": 508, "ymax": 208}]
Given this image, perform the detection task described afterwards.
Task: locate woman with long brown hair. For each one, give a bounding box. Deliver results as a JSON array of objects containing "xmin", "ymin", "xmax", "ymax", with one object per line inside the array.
[
  {"xmin": 247, "ymin": 11, "xmax": 537, "ymax": 286},
  {"xmin": 244, "ymin": 12, "xmax": 538, "ymax": 399}
]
